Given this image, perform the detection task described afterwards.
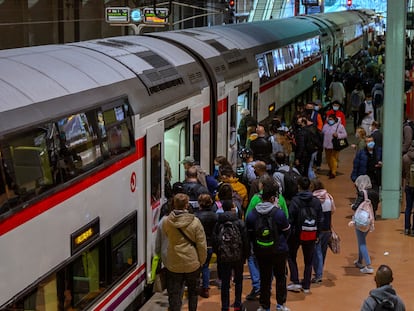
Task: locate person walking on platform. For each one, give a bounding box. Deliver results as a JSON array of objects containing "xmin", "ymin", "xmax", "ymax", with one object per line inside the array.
[
  {"xmin": 287, "ymin": 177, "xmax": 323, "ymax": 294},
  {"xmin": 245, "ymin": 180, "xmax": 291, "ymax": 311},
  {"xmin": 322, "ymin": 114, "xmax": 348, "ymax": 179},
  {"xmin": 163, "ymin": 193, "xmax": 207, "ymax": 311},
  {"xmin": 238, "ymin": 108, "xmax": 257, "ymax": 148},
  {"xmin": 350, "ymin": 175, "xmax": 375, "ymax": 274},
  {"xmin": 212, "ymin": 200, "xmax": 249, "ymax": 311},
  {"xmin": 402, "ymin": 141, "xmax": 414, "ymax": 235},
  {"xmin": 311, "ymin": 179, "xmax": 336, "ymax": 284},
  {"xmin": 360, "ymin": 265, "xmax": 406, "ymax": 311}
]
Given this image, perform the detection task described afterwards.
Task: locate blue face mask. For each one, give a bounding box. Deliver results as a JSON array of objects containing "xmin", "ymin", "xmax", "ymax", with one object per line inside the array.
[
  {"xmin": 333, "ymin": 106, "xmax": 339, "ymax": 111},
  {"xmin": 214, "ymin": 165, "xmax": 220, "ymax": 171},
  {"xmin": 314, "ymin": 106, "xmax": 320, "ymax": 111},
  {"xmin": 367, "ymin": 141, "xmax": 375, "ymax": 149},
  {"xmin": 328, "ymin": 120, "xmax": 335, "ymax": 125}
]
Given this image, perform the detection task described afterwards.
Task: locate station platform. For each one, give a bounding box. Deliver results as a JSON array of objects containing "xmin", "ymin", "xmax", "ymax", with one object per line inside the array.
[{"xmin": 141, "ymin": 121, "xmax": 413, "ymax": 310}]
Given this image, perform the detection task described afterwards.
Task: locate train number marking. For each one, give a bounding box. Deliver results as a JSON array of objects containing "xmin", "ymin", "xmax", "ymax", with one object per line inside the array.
[{"xmin": 130, "ymin": 172, "xmax": 136, "ymax": 192}]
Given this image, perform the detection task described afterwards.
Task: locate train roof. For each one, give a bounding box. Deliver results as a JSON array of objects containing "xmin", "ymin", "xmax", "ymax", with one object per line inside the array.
[
  {"xmin": 0, "ymin": 36, "xmax": 208, "ymax": 136},
  {"xmin": 149, "ymin": 17, "xmax": 321, "ymax": 81}
]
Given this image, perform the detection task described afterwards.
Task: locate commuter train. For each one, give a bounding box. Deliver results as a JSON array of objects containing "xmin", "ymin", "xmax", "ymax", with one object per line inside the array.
[{"xmin": 0, "ymin": 9, "xmax": 375, "ymax": 310}]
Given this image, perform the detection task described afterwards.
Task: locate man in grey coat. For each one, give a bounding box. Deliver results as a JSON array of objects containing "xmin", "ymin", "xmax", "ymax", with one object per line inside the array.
[{"xmin": 360, "ymin": 264, "xmax": 405, "ymax": 311}]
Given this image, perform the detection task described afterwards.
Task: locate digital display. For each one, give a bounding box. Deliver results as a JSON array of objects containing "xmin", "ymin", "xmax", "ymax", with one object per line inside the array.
[
  {"xmin": 143, "ymin": 8, "xmax": 168, "ymax": 24},
  {"xmin": 106, "ymin": 7, "xmax": 130, "ymax": 24},
  {"xmin": 71, "ymin": 218, "xmax": 100, "ymax": 255},
  {"xmin": 302, "ymin": 0, "xmax": 319, "ymax": 5}
]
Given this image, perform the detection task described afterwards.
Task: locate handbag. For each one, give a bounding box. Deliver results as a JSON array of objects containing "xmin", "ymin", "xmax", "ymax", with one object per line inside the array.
[
  {"xmin": 328, "ymin": 228, "xmax": 341, "ymax": 254},
  {"xmin": 153, "ymin": 266, "xmax": 167, "ymax": 292},
  {"xmin": 332, "ymin": 123, "xmax": 348, "ymax": 151}
]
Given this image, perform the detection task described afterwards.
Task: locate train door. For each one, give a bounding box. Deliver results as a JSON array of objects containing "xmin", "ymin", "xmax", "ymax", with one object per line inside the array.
[
  {"xmin": 228, "ymin": 89, "xmax": 238, "ymax": 169},
  {"xmin": 145, "ymin": 122, "xmax": 164, "ymax": 280},
  {"xmin": 164, "ymin": 110, "xmax": 189, "ymax": 186}
]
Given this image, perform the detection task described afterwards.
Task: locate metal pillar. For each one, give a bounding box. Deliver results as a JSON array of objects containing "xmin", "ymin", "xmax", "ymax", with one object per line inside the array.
[{"xmin": 381, "ymin": 0, "xmax": 406, "ymax": 218}]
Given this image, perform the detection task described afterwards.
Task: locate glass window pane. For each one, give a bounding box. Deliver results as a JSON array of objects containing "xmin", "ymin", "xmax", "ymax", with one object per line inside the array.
[{"xmin": 151, "ymin": 143, "xmax": 162, "ymax": 204}]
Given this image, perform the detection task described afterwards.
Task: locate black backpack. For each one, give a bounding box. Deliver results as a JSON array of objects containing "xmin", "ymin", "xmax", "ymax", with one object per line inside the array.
[
  {"xmin": 298, "ymin": 205, "xmax": 318, "ymax": 241},
  {"xmin": 253, "ymin": 207, "xmax": 279, "ymax": 254},
  {"xmin": 277, "ymin": 168, "xmax": 300, "ymax": 200},
  {"xmin": 372, "ymin": 296, "xmax": 395, "ymax": 311},
  {"xmin": 216, "ymin": 220, "xmax": 243, "ymax": 263},
  {"xmin": 351, "ymin": 91, "xmax": 362, "ymax": 110}
]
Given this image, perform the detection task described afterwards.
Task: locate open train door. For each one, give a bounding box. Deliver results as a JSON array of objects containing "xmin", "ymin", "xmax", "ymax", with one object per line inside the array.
[{"xmin": 145, "ymin": 121, "xmax": 164, "ymax": 282}]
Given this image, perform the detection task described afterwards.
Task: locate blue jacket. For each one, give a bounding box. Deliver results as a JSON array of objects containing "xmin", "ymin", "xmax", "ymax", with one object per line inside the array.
[{"xmin": 351, "ymin": 148, "xmax": 380, "ymax": 184}]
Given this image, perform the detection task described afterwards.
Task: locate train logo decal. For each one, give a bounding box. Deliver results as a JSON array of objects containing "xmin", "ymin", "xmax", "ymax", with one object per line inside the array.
[{"xmin": 130, "ymin": 172, "xmax": 137, "ymax": 192}]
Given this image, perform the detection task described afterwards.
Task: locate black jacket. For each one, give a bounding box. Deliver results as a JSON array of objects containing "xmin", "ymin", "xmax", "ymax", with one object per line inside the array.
[{"xmin": 195, "ymin": 207, "xmax": 218, "ymax": 247}]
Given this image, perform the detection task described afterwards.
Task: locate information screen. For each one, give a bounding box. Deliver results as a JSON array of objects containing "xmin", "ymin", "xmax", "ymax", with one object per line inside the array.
[{"xmin": 105, "ymin": 7, "xmax": 130, "ymax": 23}]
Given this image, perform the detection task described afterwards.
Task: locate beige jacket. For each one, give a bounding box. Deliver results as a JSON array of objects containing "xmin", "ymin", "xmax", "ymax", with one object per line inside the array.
[{"xmin": 163, "ymin": 210, "xmax": 207, "ymax": 273}]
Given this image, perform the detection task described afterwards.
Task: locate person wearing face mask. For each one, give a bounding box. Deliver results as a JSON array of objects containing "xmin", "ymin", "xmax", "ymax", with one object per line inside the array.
[
  {"xmin": 359, "ymin": 94, "xmax": 376, "ymax": 136},
  {"xmin": 325, "ymin": 100, "xmax": 346, "ymax": 127},
  {"xmin": 322, "ymin": 114, "xmax": 348, "ymax": 179},
  {"xmin": 351, "ymin": 136, "xmax": 382, "ymax": 191}
]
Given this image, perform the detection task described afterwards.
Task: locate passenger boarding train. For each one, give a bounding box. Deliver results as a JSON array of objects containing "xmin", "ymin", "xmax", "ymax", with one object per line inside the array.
[{"xmin": 0, "ymin": 9, "xmax": 375, "ymax": 310}]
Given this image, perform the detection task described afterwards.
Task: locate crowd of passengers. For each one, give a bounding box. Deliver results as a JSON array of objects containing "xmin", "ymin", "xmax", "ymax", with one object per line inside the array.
[{"xmin": 150, "ymin": 35, "xmax": 407, "ymax": 311}]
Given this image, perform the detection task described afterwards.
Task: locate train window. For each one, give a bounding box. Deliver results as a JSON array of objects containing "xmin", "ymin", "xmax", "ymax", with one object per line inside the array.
[
  {"xmin": 3, "ymin": 213, "xmax": 137, "ymax": 311},
  {"xmin": 0, "ymin": 98, "xmax": 135, "ymax": 220}
]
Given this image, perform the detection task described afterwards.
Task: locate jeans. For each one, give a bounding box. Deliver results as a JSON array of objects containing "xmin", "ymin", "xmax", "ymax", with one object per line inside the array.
[
  {"xmin": 405, "ymin": 186, "xmax": 414, "ymax": 230},
  {"xmin": 247, "ymin": 254, "xmax": 260, "ymax": 291},
  {"xmin": 308, "ymin": 151, "xmax": 318, "ymax": 179},
  {"xmin": 201, "ymin": 247, "xmax": 213, "ymax": 289},
  {"xmin": 218, "ymin": 261, "xmax": 244, "ymax": 311},
  {"xmin": 312, "ymin": 231, "xmax": 331, "ymax": 279},
  {"xmin": 355, "ymin": 228, "xmax": 371, "ymax": 266},
  {"xmin": 256, "ymin": 252, "xmax": 288, "ymax": 309},
  {"xmin": 287, "ymin": 236, "xmax": 315, "ymax": 290},
  {"xmin": 166, "ymin": 269, "xmax": 200, "ymax": 311}
]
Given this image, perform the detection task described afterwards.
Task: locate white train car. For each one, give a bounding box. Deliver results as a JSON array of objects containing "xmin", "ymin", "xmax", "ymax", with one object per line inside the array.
[{"xmin": 0, "ymin": 9, "xmax": 376, "ymax": 311}]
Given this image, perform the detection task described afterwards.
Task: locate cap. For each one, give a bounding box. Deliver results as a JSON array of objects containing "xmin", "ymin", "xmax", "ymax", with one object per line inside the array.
[{"xmin": 181, "ymin": 156, "xmax": 195, "ymax": 165}]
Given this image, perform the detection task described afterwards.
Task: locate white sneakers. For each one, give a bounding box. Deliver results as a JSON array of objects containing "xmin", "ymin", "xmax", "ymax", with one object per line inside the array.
[
  {"xmin": 360, "ymin": 266, "xmax": 374, "ymax": 274},
  {"xmin": 287, "ymin": 283, "xmax": 302, "ymax": 292},
  {"xmin": 276, "ymin": 304, "xmax": 291, "ymax": 311}
]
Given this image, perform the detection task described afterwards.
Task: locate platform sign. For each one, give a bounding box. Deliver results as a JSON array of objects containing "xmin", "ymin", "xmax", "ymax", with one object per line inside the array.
[
  {"xmin": 143, "ymin": 7, "xmax": 168, "ymax": 24},
  {"xmin": 105, "ymin": 7, "xmax": 130, "ymax": 24}
]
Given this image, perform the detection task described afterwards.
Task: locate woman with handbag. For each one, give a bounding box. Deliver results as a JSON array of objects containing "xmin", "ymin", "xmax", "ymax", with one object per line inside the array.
[{"xmin": 322, "ymin": 114, "xmax": 348, "ymax": 179}]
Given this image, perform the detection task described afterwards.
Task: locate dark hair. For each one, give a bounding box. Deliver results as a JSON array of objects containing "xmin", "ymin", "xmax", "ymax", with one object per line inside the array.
[
  {"xmin": 298, "ymin": 176, "xmax": 311, "ymax": 191},
  {"xmin": 261, "ymin": 180, "xmax": 279, "ymax": 201},
  {"xmin": 198, "ymin": 193, "xmax": 213, "ymax": 209},
  {"xmin": 274, "ymin": 152, "xmax": 287, "ymax": 165},
  {"xmin": 172, "ymin": 182, "xmax": 185, "ymax": 195},
  {"xmin": 221, "ymin": 199, "xmax": 234, "ymax": 212},
  {"xmin": 217, "ymin": 183, "xmax": 233, "ymax": 200}
]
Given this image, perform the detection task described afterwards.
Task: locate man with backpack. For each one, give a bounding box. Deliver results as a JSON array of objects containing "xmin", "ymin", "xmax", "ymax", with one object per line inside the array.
[
  {"xmin": 360, "ymin": 265, "xmax": 406, "ymax": 311},
  {"xmin": 212, "ymin": 200, "xmax": 249, "ymax": 311},
  {"xmin": 245, "ymin": 181, "xmax": 291, "ymax": 311},
  {"xmin": 287, "ymin": 177, "xmax": 323, "ymax": 294},
  {"xmin": 273, "ymin": 152, "xmax": 301, "ymax": 205},
  {"xmin": 183, "ymin": 166, "xmax": 211, "ymax": 212}
]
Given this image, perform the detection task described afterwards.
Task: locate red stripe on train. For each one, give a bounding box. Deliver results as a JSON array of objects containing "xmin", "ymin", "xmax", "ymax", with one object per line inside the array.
[
  {"xmin": 94, "ymin": 264, "xmax": 146, "ymax": 311},
  {"xmin": 0, "ymin": 137, "xmax": 145, "ymax": 236}
]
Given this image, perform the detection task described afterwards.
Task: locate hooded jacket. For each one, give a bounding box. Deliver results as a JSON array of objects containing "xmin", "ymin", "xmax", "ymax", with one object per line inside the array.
[
  {"xmin": 289, "ymin": 191, "xmax": 323, "ymax": 239},
  {"xmin": 163, "ymin": 210, "xmax": 207, "ymax": 273},
  {"xmin": 245, "ymin": 201, "xmax": 290, "ymax": 253},
  {"xmin": 313, "ymin": 189, "xmax": 335, "ymax": 231},
  {"xmin": 361, "ymin": 285, "xmax": 406, "ymax": 311}
]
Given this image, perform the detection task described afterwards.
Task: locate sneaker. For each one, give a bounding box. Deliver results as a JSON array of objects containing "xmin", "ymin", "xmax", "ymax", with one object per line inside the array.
[
  {"xmin": 360, "ymin": 266, "xmax": 374, "ymax": 274},
  {"xmin": 257, "ymin": 307, "xmax": 270, "ymax": 311},
  {"xmin": 199, "ymin": 287, "xmax": 209, "ymax": 298},
  {"xmin": 287, "ymin": 283, "xmax": 302, "ymax": 292},
  {"xmin": 302, "ymin": 288, "xmax": 311, "ymax": 294},
  {"xmin": 246, "ymin": 288, "xmax": 260, "ymax": 300},
  {"xmin": 404, "ymin": 229, "xmax": 410, "ymax": 235},
  {"xmin": 276, "ymin": 304, "xmax": 291, "ymax": 311},
  {"xmin": 311, "ymin": 277, "xmax": 322, "ymax": 284},
  {"xmin": 354, "ymin": 260, "xmax": 364, "ymax": 269}
]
